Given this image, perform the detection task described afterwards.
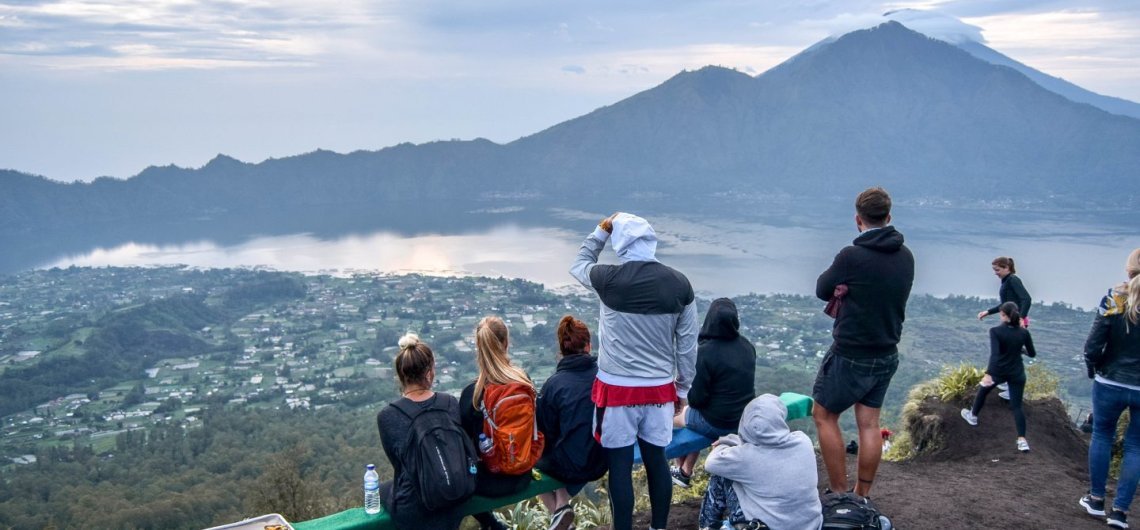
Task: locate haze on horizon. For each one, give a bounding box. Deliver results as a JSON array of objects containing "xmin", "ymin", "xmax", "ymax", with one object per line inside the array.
[{"xmin": 2, "ymin": 0, "xmax": 1139, "ymax": 182}]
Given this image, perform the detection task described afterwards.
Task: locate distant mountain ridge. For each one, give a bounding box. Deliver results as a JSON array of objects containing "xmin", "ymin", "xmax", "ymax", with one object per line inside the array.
[{"xmin": 2, "ymin": 21, "xmax": 1138, "ymax": 238}]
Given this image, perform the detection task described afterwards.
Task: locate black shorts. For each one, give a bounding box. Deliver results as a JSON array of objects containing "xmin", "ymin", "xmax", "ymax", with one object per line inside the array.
[{"xmin": 812, "ymin": 349, "xmax": 899, "ymax": 413}]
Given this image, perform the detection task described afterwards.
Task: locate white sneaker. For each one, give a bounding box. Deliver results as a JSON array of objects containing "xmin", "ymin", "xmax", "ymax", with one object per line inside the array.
[
  {"xmin": 1017, "ymin": 439, "xmax": 1030, "ymax": 453},
  {"xmin": 961, "ymin": 409, "xmax": 978, "ymax": 426},
  {"xmin": 999, "ymin": 390, "xmax": 1011, "ymax": 400}
]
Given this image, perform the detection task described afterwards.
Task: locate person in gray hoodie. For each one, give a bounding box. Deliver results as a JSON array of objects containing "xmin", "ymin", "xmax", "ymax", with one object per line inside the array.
[
  {"xmin": 700, "ymin": 394, "xmax": 823, "ymax": 530},
  {"xmin": 570, "ymin": 212, "xmax": 699, "ymax": 530}
]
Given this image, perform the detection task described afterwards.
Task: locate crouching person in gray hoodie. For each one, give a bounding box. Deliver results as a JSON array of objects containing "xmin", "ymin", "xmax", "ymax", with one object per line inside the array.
[{"xmin": 700, "ymin": 394, "xmax": 823, "ymax": 530}]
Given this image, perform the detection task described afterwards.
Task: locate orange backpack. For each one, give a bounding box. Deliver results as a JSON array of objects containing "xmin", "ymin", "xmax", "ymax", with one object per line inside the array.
[{"xmin": 479, "ymin": 382, "xmax": 545, "ymax": 475}]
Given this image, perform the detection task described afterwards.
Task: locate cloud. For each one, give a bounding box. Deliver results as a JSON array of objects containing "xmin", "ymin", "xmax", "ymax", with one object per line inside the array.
[
  {"xmin": 561, "ymin": 64, "xmax": 585, "ymax": 74},
  {"xmin": 883, "ymin": 8, "xmax": 985, "ymax": 43},
  {"xmin": 0, "ymin": 0, "xmax": 378, "ymax": 68}
]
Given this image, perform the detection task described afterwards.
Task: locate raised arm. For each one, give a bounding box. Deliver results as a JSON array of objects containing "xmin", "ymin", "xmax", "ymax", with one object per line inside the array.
[{"xmin": 569, "ymin": 226, "xmax": 609, "ymax": 290}]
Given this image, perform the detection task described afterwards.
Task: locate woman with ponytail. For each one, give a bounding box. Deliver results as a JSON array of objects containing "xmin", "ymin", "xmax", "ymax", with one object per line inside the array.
[
  {"xmin": 960, "ymin": 302, "xmax": 1036, "ymax": 452},
  {"xmin": 459, "ymin": 316, "xmax": 538, "ymax": 530},
  {"xmin": 978, "ymin": 256, "xmax": 1033, "ymax": 327},
  {"xmin": 535, "ymin": 315, "xmax": 607, "ymax": 530},
  {"xmin": 376, "ymin": 333, "xmax": 465, "ymax": 530},
  {"xmin": 1080, "ymin": 248, "xmax": 1140, "ymax": 529}
]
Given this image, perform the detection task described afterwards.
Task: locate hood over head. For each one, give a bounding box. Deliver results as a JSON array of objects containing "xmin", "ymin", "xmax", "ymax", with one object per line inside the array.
[
  {"xmin": 854, "ymin": 225, "xmax": 905, "ymax": 253},
  {"xmin": 699, "ymin": 298, "xmax": 740, "ymax": 340},
  {"xmin": 739, "ymin": 394, "xmax": 793, "ymax": 446},
  {"xmin": 610, "ymin": 213, "xmax": 658, "ymax": 263}
]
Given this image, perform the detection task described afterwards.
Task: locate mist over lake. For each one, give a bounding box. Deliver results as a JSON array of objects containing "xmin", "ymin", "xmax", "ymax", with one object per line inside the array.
[{"xmin": 35, "ymin": 201, "xmax": 1136, "ymax": 309}]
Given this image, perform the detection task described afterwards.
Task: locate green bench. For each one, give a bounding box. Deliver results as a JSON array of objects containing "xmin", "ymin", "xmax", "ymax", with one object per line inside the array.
[{"xmin": 294, "ymin": 392, "xmax": 813, "ymax": 530}]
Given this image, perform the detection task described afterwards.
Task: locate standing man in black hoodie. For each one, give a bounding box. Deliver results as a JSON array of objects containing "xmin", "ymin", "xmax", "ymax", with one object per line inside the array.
[{"xmin": 812, "ymin": 187, "xmax": 914, "ymax": 499}]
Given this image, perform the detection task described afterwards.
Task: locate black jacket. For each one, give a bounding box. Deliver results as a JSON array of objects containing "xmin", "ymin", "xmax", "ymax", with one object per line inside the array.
[
  {"xmin": 986, "ymin": 274, "xmax": 1033, "ymax": 317},
  {"xmin": 687, "ymin": 298, "xmax": 756, "ymax": 430},
  {"xmin": 987, "ymin": 323, "xmax": 1036, "ymax": 377},
  {"xmin": 1086, "ymin": 285, "xmax": 1140, "ymax": 385},
  {"xmin": 535, "ymin": 354, "xmax": 607, "ymax": 484},
  {"xmin": 816, "ymin": 226, "xmax": 915, "ymax": 358}
]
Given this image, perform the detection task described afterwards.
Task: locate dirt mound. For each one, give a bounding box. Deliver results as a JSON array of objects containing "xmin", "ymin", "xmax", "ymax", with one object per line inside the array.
[
  {"xmin": 909, "ymin": 394, "xmax": 1087, "ymax": 467},
  {"xmin": 603, "ymin": 393, "xmax": 1108, "ymax": 530}
]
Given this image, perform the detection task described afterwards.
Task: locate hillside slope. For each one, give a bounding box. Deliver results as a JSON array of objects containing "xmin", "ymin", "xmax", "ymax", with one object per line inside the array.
[{"xmin": 608, "ymin": 396, "xmax": 1101, "ymax": 529}]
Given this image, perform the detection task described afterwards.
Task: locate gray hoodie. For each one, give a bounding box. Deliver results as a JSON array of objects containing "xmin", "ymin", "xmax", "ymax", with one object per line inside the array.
[{"xmin": 704, "ymin": 394, "xmax": 823, "ymax": 530}]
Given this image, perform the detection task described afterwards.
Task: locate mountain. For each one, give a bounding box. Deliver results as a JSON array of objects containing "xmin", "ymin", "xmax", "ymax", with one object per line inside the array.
[
  {"xmin": 956, "ymin": 40, "xmax": 1140, "ymax": 120},
  {"xmin": 2, "ymin": 21, "xmax": 1139, "ymax": 240}
]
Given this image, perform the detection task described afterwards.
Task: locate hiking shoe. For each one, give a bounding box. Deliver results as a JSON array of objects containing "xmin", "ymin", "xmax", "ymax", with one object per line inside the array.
[
  {"xmin": 1082, "ymin": 494, "xmax": 1107, "ymax": 516},
  {"xmin": 670, "ymin": 466, "xmax": 691, "ymax": 488},
  {"xmin": 961, "ymin": 408, "xmax": 978, "ymax": 426},
  {"xmin": 1108, "ymin": 509, "xmax": 1129, "ymax": 529},
  {"xmin": 549, "ymin": 505, "xmax": 575, "ymax": 530},
  {"xmin": 999, "ymin": 390, "xmax": 1011, "ymax": 400},
  {"xmin": 1017, "ymin": 439, "xmax": 1030, "ymax": 452}
]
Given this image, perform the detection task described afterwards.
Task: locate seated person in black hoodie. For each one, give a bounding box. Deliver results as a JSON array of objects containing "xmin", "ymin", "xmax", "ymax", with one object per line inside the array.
[
  {"xmin": 670, "ymin": 298, "xmax": 757, "ymax": 487},
  {"xmin": 376, "ymin": 333, "xmax": 465, "ymax": 530},
  {"xmin": 536, "ymin": 315, "xmax": 608, "ymax": 530}
]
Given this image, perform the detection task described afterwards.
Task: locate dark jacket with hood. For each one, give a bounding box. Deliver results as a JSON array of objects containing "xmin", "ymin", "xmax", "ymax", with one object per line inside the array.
[
  {"xmin": 1086, "ymin": 283, "xmax": 1140, "ymax": 386},
  {"xmin": 687, "ymin": 298, "xmax": 757, "ymax": 431},
  {"xmin": 535, "ymin": 354, "xmax": 607, "ymax": 484},
  {"xmin": 816, "ymin": 226, "xmax": 915, "ymax": 359}
]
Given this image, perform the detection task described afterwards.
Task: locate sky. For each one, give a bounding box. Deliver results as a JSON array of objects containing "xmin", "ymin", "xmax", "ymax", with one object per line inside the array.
[{"xmin": 1, "ymin": 0, "xmax": 1139, "ymax": 182}]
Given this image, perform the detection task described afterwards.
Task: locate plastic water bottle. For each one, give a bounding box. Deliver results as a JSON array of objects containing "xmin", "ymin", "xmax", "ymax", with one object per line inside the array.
[
  {"xmin": 364, "ymin": 464, "xmax": 380, "ymax": 515},
  {"xmin": 478, "ymin": 433, "xmax": 500, "ymax": 473},
  {"xmin": 720, "ymin": 520, "xmax": 732, "ymax": 530}
]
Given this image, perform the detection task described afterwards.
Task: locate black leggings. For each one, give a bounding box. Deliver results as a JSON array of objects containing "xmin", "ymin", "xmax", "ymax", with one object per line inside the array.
[
  {"xmin": 607, "ymin": 438, "xmax": 672, "ymax": 530},
  {"xmin": 971, "ymin": 373, "xmax": 1026, "ymax": 437}
]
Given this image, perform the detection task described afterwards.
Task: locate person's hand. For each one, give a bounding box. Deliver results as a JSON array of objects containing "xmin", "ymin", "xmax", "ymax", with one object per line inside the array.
[
  {"xmin": 711, "ymin": 439, "xmax": 721, "ymax": 448},
  {"xmin": 977, "ymin": 311, "xmax": 988, "ymax": 320},
  {"xmin": 981, "ymin": 374, "xmax": 994, "ymax": 387},
  {"xmin": 676, "ymin": 397, "xmax": 687, "ymax": 412},
  {"xmin": 599, "ymin": 212, "xmax": 619, "ymax": 233}
]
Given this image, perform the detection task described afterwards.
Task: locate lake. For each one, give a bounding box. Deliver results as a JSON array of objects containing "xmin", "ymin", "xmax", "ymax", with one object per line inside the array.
[{"xmin": 32, "ymin": 202, "xmax": 1137, "ymax": 308}]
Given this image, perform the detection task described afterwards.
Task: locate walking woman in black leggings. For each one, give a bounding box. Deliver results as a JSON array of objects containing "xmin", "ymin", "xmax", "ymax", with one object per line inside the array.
[{"xmin": 961, "ymin": 302, "xmax": 1037, "ymax": 452}]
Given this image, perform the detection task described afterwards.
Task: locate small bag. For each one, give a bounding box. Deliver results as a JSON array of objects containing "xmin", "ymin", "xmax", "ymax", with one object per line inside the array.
[
  {"xmin": 480, "ymin": 382, "xmax": 545, "ymax": 475},
  {"xmin": 821, "ymin": 492, "xmax": 886, "ymax": 530},
  {"xmin": 824, "ymin": 284, "xmax": 849, "ymax": 318}
]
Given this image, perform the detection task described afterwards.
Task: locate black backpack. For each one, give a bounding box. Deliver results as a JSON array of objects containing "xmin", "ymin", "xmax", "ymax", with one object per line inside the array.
[
  {"xmin": 393, "ymin": 399, "xmax": 478, "ymax": 511},
  {"xmin": 821, "ymin": 492, "xmax": 886, "ymax": 530}
]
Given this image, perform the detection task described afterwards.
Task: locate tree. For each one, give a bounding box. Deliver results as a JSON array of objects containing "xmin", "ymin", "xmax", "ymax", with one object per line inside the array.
[{"xmin": 246, "ymin": 443, "xmax": 329, "ymax": 522}]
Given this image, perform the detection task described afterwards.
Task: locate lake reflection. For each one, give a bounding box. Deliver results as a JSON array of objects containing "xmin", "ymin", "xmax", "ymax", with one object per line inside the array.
[{"xmin": 42, "ymin": 210, "xmax": 1136, "ymax": 308}]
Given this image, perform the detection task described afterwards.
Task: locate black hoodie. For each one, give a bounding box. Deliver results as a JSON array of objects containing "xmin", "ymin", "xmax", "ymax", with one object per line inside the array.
[
  {"xmin": 687, "ymin": 298, "xmax": 757, "ymax": 430},
  {"xmin": 816, "ymin": 226, "xmax": 915, "ymax": 359}
]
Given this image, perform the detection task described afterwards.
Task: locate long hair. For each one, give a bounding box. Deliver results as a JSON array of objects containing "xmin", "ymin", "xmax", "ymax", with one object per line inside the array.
[
  {"xmin": 999, "ymin": 302, "xmax": 1021, "ymax": 328},
  {"xmin": 393, "ymin": 332, "xmax": 434, "ymax": 390},
  {"xmin": 473, "ymin": 316, "xmax": 533, "ymax": 408},
  {"xmin": 992, "ymin": 256, "xmax": 1016, "ymax": 275},
  {"xmin": 556, "ymin": 315, "xmax": 591, "ymax": 357},
  {"xmin": 1126, "ymin": 248, "xmax": 1140, "ymax": 325}
]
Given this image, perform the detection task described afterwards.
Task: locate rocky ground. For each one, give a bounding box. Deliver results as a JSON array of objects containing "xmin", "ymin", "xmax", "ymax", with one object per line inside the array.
[{"xmin": 602, "ymin": 396, "xmax": 1110, "ymax": 529}]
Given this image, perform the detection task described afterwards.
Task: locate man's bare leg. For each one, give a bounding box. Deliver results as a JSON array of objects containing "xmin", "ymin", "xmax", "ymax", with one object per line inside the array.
[
  {"xmin": 854, "ymin": 403, "xmax": 883, "ymax": 498},
  {"xmin": 813, "ymin": 401, "xmax": 848, "ymax": 493}
]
